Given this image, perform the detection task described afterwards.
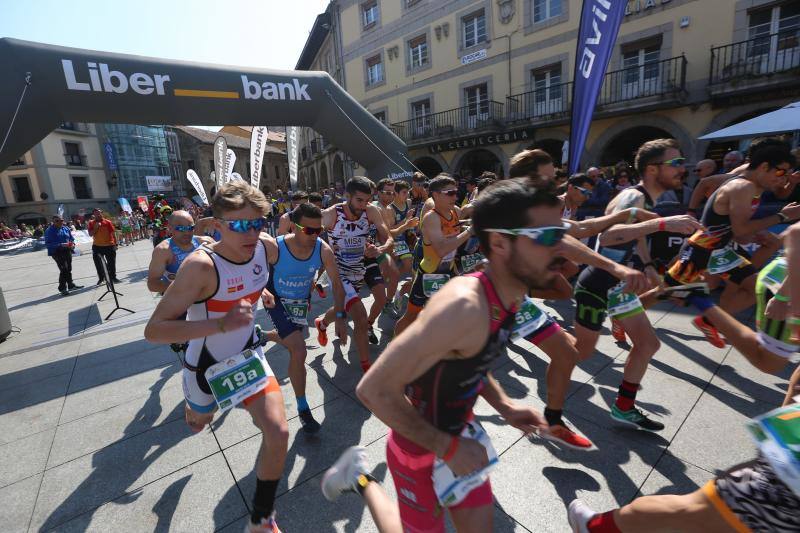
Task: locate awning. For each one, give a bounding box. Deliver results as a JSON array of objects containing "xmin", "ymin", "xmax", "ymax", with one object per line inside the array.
[{"xmin": 699, "ymin": 102, "xmax": 800, "ymax": 141}]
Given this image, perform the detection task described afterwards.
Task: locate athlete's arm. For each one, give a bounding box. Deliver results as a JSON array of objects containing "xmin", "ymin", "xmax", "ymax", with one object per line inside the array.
[
  {"xmin": 566, "ymin": 208, "xmax": 658, "ymax": 239},
  {"xmin": 561, "ymin": 235, "xmax": 648, "ymax": 293},
  {"xmin": 366, "ymin": 203, "xmax": 394, "ymax": 252},
  {"xmin": 320, "ymin": 242, "xmax": 348, "ymax": 343},
  {"xmin": 146, "ymin": 243, "xmax": 172, "ymax": 293},
  {"xmin": 321, "ymin": 205, "xmax": 337, "ymax": 232},
  {"xmin": 357, "ymin": 276, "xmax": 491, "ymax": 470},
  {"xmin": 420, "ymin": 197, "xmax": 435, "ymax": 220},
  {"xmin": 687, "ymin": 174, "xmax": 728, "ymax": 214},
  {"xmin": 480, "ymin": 373, "xmax": 546, "ymax": 435},
  {"xmin": 277, "ymin": 213, "xmax": 291, "ymax": 236},
  {"xmin": 728, "ymin": 180, "xmax": 800, "ymax": 237},
  {"xmin": 145, "ymin": 254, "xmax": 251, "ymax": 343},
  {"xmin": 598, "ymin": 214, "xmax": 702, "ymax": 246},
  {"xmin": 422, "ymin": 211, "xmax": 471, "ymax": 259}
]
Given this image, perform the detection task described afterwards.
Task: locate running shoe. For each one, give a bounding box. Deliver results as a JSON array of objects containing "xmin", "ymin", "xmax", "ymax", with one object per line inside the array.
[
  {"xmin": 315, "ymin": 317, "xmax": 328, "ymax": 347},
  {"xmin": 59, "ymin": 289, "xmax": 69, "ymax": 296},
  {"xmin": 298, "ymin": 408, "xmax": 321, "ymax": 434},
  {"xmin": 610, "ymin": 319, "xmax": 626, "ymax": 343},
  {"xmin": 657, "ymin": 282, "xmax": 710, "ymax": 302},
  {"xmin": 610, "ymin": 404, "xmax": 665, "ymax": 432},
  {"xmin": 321, "ymin": 445, "xmax": 369, "ymax": 501},
  {"xmin": 542, "ymin": 423, "xmax": 595, "ymax": 451},
  {"xmin": 244, "ymin": 514, "xmax": 281, "ymax": 533},
  {"xmin": 67, "ymin": 284, "xmax": 84, "ymax": 291},
  {"xmin": 692, "ymin": 315, "xmax": 725, "ymax": 348},
  {"xmin": 367, "ymin": 325, "xmax": 378, "ymax": 345},
  {"xmin": 384, "ymin": 302, "xmax": 398, "ymax": 318},
  {"xmin": 567, "ymin": 499, "xmax": 595, "ymax": 533}
]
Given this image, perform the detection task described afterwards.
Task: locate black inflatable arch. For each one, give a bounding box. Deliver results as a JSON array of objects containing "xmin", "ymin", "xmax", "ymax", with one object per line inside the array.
[{"xmin": 0, "ymin": 38, "xmax": 413, "ymax": 179}]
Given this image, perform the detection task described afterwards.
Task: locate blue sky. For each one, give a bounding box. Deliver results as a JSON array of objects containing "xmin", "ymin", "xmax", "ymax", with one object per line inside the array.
[{"xmin": 0, "ymin": 0, "xmax": 329, "ymax": 129}]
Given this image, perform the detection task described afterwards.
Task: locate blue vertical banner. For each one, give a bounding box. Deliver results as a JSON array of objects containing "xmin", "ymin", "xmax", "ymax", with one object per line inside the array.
[
  {"xmin": 568, "ymin": 0, "xmax": 627, "ymax": 174},
  {"xmin": 103, "ymin": 142, "xmax": 118, "ymax": 170}
]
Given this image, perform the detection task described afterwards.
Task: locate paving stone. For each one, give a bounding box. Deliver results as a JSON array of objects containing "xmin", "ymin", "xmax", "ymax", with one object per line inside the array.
[
  {"xmin": 0, "ymin": 428, "xmax": 55, "ymax": 488},
  {"xmin": 50, "ymin": 453, "xmax": 247, "ymax": 533},
  {"xmin": 710, "ymin": 350, "xmax": 794, "ymax": 406},
  {"xmin": 0, "ymin": 473, "xmax": 41, "ymax": 533},
  {"xmin": 0, "ymin": 372, "xmax": 70, "ymax": 444},
  {"xmin": 638, "ymin": 451, "xmax": 714, "ymax": 497},
  {"xmin": 30, "ymin": 418, "xmax": 218, "ymax": 531}
]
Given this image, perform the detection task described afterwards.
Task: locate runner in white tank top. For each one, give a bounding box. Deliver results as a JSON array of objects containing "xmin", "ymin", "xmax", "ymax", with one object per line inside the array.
[{"xmin": 145, "ymin": 182, "xmax": 288, "ymax": 532}]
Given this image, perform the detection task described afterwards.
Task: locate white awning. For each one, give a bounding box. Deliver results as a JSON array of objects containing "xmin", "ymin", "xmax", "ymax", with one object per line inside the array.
[{"xmin": 699, "ymin": 102, "xmax": 800, "ymax": 141}]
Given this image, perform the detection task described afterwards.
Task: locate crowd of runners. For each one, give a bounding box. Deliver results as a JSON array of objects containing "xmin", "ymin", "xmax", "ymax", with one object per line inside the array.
[{"xmin": 141, "ymin": 136, "xmax": 800, "ymax": 532}]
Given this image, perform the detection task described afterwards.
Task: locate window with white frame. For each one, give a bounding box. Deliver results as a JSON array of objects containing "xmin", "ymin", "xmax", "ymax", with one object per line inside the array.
[
  {"xmin": 621, "ymin": 45, "xmax": 661, "ymax": 98},
  {"xmin": 362, "ymin": 1, "xmax": 379, "ymax": 28},
  {"xmin": 411, "ymin": 100, "xmax": 431, "ymax": 136},
  {"xmin": 408, "ymin": 35, "xmax": 428, "ymax": 68},
  {"xmin": 747, "ymin": 3, "xmax": 800, "ymax": 72},
  {"xmin": 462, "ymin": 11, "xmax": 487, "ymax": 48},
  {"xmin": 373, "ymin": 111, "xmax": 387, "ymax": 124},
  {"xmin": 533, "ymin": 0, "xmax": 562, "ymax": 23},
  {"xmin": 465, "ymin": 83, "xmax": 489, "ymax": 127},
  {"xmin": 366, "ymin": 55, "xmax": 383, "ymax": 86},
  {"xmin": 531, "ymin": 65, "xmax": 563, "ymax": 115}
]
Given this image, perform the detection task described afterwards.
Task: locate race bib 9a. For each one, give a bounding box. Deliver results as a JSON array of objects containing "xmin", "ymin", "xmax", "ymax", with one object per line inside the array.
[{"xmin": 707, "ymin": 245, "xmax": 746, "ymax": 275}]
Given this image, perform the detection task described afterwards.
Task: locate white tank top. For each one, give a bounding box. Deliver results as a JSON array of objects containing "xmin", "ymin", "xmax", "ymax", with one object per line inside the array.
[
  {"xmin": 185, "ymin": 241, "xmax": 269, "ymax": 366},
  {"xmin": 328, "ymin": 204, "xmax": 371, "ymax": 280}
]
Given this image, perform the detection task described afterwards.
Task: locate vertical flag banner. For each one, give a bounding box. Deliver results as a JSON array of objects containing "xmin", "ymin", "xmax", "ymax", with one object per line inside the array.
[
  {"xmin": 57, "ymin": 204, "xmax": 65, "ymax": 218},
  {"xmin": 250, "ymin": 126, "xmax": 268, "ymax": 189},
  {"xmin": 213, "ymin": 136, "xmax": 227, "ymax": 190},
  {"xmin": 224, "ymin": 149, "xmax": 236, "ymax": 182},
  {"xmin": 568, "ymin": 0, "xmax": 626, "ymax": 174},
  {"xmin": 186, "ymin": 169, "xmax": 209, "ymax": 205},
  {"xmin": 287, "ymin": 126, "xmax": 299, "ymax": 191},
  {"xmin": 137, "ymin": 196, "xmax": 149, "ymax": 212},
  {"xmin": 117, "ymin": 198, "xmax": 133, "ymax": 213},
  {"xmin": 230, "ymin": 172, "xmax": 244, "ymax": 181}
]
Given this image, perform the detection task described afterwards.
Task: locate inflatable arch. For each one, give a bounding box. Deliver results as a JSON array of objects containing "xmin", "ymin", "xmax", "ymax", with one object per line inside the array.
[{"xmin": 0, "ymin": 38, "xmax": 413, "ymax": 180}]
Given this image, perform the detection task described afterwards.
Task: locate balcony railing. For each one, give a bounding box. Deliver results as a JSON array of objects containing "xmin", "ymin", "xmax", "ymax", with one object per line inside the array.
[
  {"xmin": 710, "ymin": 31, "xmax": 800, "ymax": 86},
  {"xmin": 391, "ymin": 101, "xmax": 504, "ymax": 144},
  {"xmin": 64, "ymin": 154, "xmax": 87, "ymax": 167},
  {"xmin": 506, "ymin": 55, "xmax": 686, "ymax": 123}
]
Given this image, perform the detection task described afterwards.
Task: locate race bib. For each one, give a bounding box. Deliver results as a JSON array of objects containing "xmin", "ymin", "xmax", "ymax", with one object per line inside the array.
[
  {"xmin": 281, "ymin": 297, "xmax": 309, "ymax": 326},
  {"xmin": 747, "ymin": 402, "xmax": 800, "ymax": 498},
  {"xmin": 707, "ymin": 245, "xmax": 746, "ymax": 275},
  {"xmin": 761, "ymin": 257, "xmax": 787, "ymax": 294},
  {"xmin": 432, "ymin": 421, "xmax": 498, "ymax": 507},
  {"xmin": 511, "ymin": 298, "xmax": 550, "ymax": 341},
  {"xmin": 204, "ymin": 349, "xmax": 268, "ymax": 412},
  {"xmin": 607, "ymin": 282, "xmax": 642, "ymax": 318},
  {"xmin": 461, "ymin": 253, "xmax": 486, "ymax": 273},
  {"xmin": 423, "ymin": 273, "xmax": 450, "ymax": 297},
  {"xmin": 394, "ymin": 240, "xmax": 411, "ymax": 257}
]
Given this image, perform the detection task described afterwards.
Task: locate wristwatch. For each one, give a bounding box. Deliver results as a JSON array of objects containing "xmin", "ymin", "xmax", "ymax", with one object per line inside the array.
[{"xmin": 335, "ymin": 311, "xmax": 346, "ymax": 319}]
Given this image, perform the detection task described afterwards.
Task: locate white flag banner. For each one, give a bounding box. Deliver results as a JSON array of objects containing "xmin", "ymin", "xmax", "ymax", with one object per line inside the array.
[
  {"xmin": 288, "ymin": 126, "xmax": 299, "ymax": 191},
  {"xmin": 250, "ymin": 126, "xmax": 268, "ymax": 189},
  {"xmin": 186, "ymin": 169, "xmax": 209, "ymax": 205},
  {"xmin": 230, "ymin": 172, "xmax": 244, "ymax": 181},
  {"xmin": 224, "ymin": 149, "xmax": 236, "ymax": 182},
  {"xmin": 213, "ymin": 136, "xmax": 227, "ymax": 190},
  {"xmin": 57, "ymin": 204, "xmax": 65, "ymax": 218}
]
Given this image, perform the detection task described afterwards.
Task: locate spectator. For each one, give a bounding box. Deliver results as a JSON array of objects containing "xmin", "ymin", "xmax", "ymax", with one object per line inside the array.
[
  {"xmin": 583, "ymin": 166, "xmax": 612, "ymax": 208},
  {"xmin": 118, "ymin": 211, "xmax": 133, "ymax": 246},
  {"xmin": 722, "ymin": 149, "xmax": 744, "ymax": 172},
  {"xmin": 33, "ymin": 225, "xmax": 44, "ymax": 238},
  {"xmin": 88, "ymin": 208, "xmax": 120, "ymax": 285},
  {"xmin": 44, "ymin": 215, "xmax": 83, "ymax": 296}
]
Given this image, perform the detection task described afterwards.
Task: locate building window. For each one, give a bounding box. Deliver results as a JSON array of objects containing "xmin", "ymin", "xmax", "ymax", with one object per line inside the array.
[
  {"xmin": 208, "ymin": 159, "xmax": 215, "ymax": 171},
  {"xmin": 64, "ymin": 142, "xmax": 84, "ymax": 166},
  {"xmin": 72, "ymin": 175, "xmax": 93, "ymax": 199},
  {"xmin": 747, "ymin": 3, "xmax": 800, "ymax": 67},
  {"xmin": 274, "ymin": 165, "xmax": 281, "ymax": 180},
  {"xmin": 408, "ymin": 35, "xmax": 428, "ymax": 68},
  {"xmin": 366, "ymin": 55, "xmax": 384, "ymax": 86},
  {"xmin": 465, "ymin": 83, "xmax": 490, "ymax": 126},
  {"xmin": 362, "ymin": 1, "xmax": 379, "ymax": 28},
  {"xmin": 533, "ymin": 0, "xmax": 562, "ymax": 23},
  {"xmin": 411, "ymin": 100, "xmax": 431, "ymax": 137},
  {"xmin": 373, "ymin": 111, "xmax": 387, "ymax": 124},
  {"xmin": 531, "ymin": 65, "xmax": 564, "ymax": 115},
  {"xmin": 621, "ymin": 45, "xmax": 661, "ymax": 98},
  {"xmin": 11, "ymin": 176, "xmax": 33, "ymax": 202},
  {"xmin": 462, "ymin": 11, "xmax": 487, "ymax": 49}
]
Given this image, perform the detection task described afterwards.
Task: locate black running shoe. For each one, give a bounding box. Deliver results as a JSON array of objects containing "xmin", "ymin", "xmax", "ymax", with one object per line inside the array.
[
  {"xmin": 610, "ymin": 405, "xmax": 665, "ymax": 432},
  {"xmin": 298, "ymin": 408, "xmax": 321, "ymax": 434},
  {"xmin": 367, "ymin": 325, "xmax": 378, "ymax": 345}
]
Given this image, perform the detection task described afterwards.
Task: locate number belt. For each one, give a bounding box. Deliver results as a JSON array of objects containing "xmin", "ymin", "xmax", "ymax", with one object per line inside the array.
[{"xmin": 183, "ymin": 328, "xmax": 258, "ymax": 372}]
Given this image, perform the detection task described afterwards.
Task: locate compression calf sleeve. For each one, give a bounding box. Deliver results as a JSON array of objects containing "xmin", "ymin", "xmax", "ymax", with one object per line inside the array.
[{"xmin": 251, "ymin": 478, "xmax": 279, "ymax": 524}]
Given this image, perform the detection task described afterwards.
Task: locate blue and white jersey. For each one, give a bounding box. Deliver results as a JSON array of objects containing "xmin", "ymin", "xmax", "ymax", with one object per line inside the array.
[
  {"xmin": 165, "ymin": 237, "xmax": 202, "ymax": 276},
  {"xmin": 268, "ymin": 235, "xmax": 323, "ymax": 299}
]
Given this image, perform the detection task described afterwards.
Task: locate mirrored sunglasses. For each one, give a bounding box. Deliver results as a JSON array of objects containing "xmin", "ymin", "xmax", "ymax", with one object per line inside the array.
[
  {"xmin": 295, "ymin": 223, "xmax": 323, "ymax": 236},
  {"xmin": 484, "ymin": 224, "xmax": 569, "ymax": 247},
  {"xmin": 173, "ymin": 224, "xmax": 195, "ymax": 232},
  {"xmin": 657, "ymin": 157, "xmax": 686, "ymax": 168},
  {"xmin": 218, "ymin": 217, "xmax": 266, "ymax": 233}
]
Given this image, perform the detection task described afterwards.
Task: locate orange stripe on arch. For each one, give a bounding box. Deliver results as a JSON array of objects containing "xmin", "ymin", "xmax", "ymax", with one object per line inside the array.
[
  {"xmin": 174, "ymin": 88, "xmax": 239, "ymax": 99},
  {"xmin": 206, "ymin": 289, "xmax": 262, "ymax": 313}
]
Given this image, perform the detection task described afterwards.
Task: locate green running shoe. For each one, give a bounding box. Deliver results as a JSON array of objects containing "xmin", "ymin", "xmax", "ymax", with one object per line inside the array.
[{"xmin": 610, "ymin": 404, "xmax": 664, "ymax": 432}]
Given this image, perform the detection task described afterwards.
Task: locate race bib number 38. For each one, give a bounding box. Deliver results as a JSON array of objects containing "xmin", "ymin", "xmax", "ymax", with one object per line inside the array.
[{"xmin": 205, "ymin": 349, "xmax": 267, "ymax": 412}]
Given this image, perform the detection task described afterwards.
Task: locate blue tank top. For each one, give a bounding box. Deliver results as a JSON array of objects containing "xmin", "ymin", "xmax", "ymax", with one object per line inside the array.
[
  {"xmin": 269, "ymin": 235, "xmax": 323, "ymax": 299},
  {"xmin": 165, "ymin": 237, "xmax": 201, "ymax": 274}
]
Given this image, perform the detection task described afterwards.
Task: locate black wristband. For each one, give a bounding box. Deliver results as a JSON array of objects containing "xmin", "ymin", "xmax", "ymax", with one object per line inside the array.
[{"xmin": 355, "ymin": 473, "xmax": 377, "ymax": 495}]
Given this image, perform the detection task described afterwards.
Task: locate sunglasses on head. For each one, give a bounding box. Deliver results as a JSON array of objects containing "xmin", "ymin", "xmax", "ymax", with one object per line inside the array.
[
  {"xmin": 484, "ymin": 224, "xmax": 569, "ymax": 247},
  {"xmin": 653, "ymin": 157, "xmax": 686, "ymax": 168},
  {"xmin": 217, "ymin": 217, "xmax": 266, "ymax": 233},
  {"xmin": 173, "ymin": 224, "xmax": 195, "ymax": 233},
  {"xmin": 295, "ymin": 222, "xmax": 323, "ymax": 236},
  {"xmin": 436, "ymin": 188, "xmax": 458, "ymax": 197}
]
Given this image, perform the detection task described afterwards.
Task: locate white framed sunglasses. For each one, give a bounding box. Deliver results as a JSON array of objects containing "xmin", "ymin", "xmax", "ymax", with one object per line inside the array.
[{"xmin": 483, "ymin": 224, "xmax": 569, "ymax": 247}]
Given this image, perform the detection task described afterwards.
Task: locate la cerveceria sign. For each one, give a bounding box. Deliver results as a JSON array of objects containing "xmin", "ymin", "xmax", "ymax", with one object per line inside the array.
[{"xmin": 427, "ymin": 128, "xmax": 534, "ymax": 154}]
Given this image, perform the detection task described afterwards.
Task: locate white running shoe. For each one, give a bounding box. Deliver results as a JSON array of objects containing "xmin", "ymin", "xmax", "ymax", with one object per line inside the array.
[
  {"xmin": 321, "ymin": 446, "xmax": 369, "ymax": 501},
  {"xmin": 567, "ymin": 499, "xmax": 595, "ymax": 533}
]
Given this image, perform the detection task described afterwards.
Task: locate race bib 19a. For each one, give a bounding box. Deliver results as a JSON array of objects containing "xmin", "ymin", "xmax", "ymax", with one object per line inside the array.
[{"xmin": 204, "ymin": 349, "xmax": 268, "ymax": 412}]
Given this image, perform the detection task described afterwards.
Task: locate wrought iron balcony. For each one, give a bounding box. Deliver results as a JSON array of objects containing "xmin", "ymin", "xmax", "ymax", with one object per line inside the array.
[
  {"xmin": 710, "ymin": 31, "xmax": 800, "ymax": 95},
  {"xmin": 506, "ymin": 55, "xmax": 687, "ymax": 125},
  {"xmin": 391, "ymin": 101, "xmax": 504, "ymax": 145}
]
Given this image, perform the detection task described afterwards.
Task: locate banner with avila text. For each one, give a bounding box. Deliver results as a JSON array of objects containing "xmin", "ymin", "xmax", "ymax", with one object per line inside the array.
[{"xmin": 568, "ymin": 0, "xmax": 626, "ymax": 174}]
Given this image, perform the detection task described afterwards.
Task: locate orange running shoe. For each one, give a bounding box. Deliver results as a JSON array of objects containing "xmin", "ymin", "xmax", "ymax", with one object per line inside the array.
[
  {"xmin": 315, "ymin": 316, "xmax": 328, "ymax": 347},
  {"xmin": 542, "ymin": 423, "xmax": 595, "ymax": 451},
  {"xmin": 611, "ymin": 319, "xmax": 626, "ymax": 342},
  {"xmin": 692, "ymin": 316, "xmax": 725, "ymax": 348}
]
